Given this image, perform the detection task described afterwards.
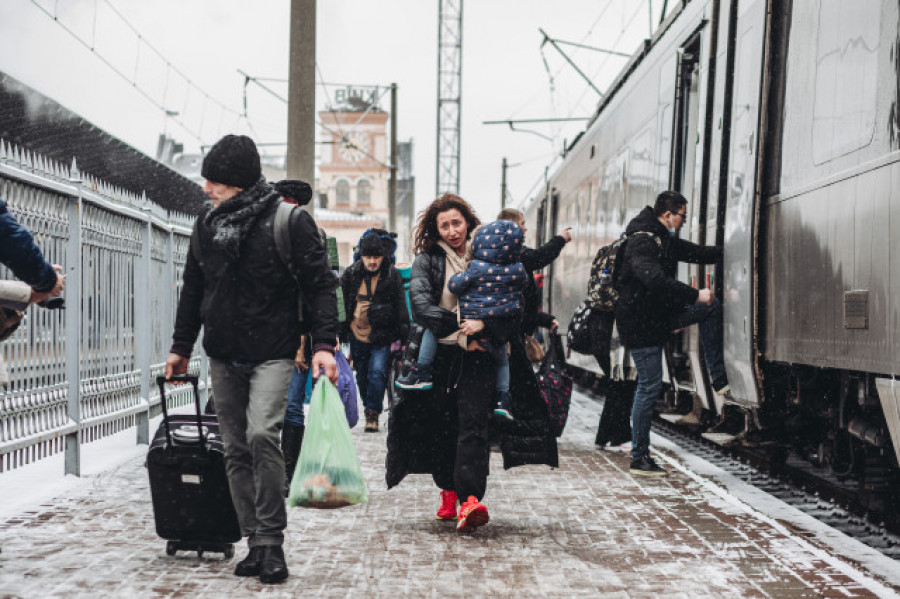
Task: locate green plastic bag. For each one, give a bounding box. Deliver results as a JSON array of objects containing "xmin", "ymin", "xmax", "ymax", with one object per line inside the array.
[{"xmin": 289, "ymin": 376, "xmax": 367, "ymax": 508}]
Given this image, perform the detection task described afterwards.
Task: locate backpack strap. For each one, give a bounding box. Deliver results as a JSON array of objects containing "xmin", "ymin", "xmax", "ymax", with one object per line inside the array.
[
  {"xmin": 629, "ymin": 230, "xmax": 662, "ymax": 250},
  {"xmin": 274, "ymin": 201, "xmax": 298, "ymax": 282}
]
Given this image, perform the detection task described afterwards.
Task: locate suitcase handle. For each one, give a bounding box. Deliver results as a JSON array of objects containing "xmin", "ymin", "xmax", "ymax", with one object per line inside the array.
[{"xmin": 156, "ymin": 374, "xmax": 206, "ymax": 452}]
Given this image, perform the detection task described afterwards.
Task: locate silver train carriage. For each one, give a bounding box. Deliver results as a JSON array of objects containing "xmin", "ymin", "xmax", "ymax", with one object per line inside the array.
[{"xmin": 523, "ymin": 0, "xmax": 900, "ymax": 502}]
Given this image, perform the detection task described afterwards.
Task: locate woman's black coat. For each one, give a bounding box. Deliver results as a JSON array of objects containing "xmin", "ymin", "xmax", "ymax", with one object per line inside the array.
[{"xmin": 386, "ymin": 244, "xmax": 559, "ymax": 489}]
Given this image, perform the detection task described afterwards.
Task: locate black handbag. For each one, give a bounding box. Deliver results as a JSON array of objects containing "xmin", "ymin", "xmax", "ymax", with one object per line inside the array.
[{"xmin": 537, "ymin": 333, "xmax": 573, "ymax": 437}]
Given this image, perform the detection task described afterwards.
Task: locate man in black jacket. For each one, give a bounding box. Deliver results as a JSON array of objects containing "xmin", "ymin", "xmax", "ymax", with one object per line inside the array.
[
  {"xmin": 340, "ymin": 232, "xmax": 409, "ymax": 432},
  {"xmin": 615, "ymin": 190, "xmax": 727, "ymax": 477},
  {"xmin": 165, "ymin": 135, "xmax": 338, "ymax": 584},
  {"xmin": 497, "ymin": 208, "xmax": 571, "ymax": 335}
]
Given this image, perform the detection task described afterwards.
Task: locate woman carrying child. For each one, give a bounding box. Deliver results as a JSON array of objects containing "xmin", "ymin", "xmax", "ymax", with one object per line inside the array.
[{"xmin": 385, "ymin": 193, "xmax": 558, "ymax": 534}]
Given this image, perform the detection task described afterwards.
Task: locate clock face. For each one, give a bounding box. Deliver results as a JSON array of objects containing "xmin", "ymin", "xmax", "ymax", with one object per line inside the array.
[{"xmin": 338, "ymin": 132, "xmax": 370, "ymax": 163}]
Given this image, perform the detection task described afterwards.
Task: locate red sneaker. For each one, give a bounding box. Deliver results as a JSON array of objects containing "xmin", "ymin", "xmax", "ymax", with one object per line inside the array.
[
  {"xmin": 456, "ymin": 495, "xmax": 489, "ymax": 533},
  {"xmin": 436, "ymin": 489, "xmax": 458, "ymax": 521}
]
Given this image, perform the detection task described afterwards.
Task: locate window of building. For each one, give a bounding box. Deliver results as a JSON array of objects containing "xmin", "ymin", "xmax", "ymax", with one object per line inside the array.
[
  {"xmin": 357, "ymin": 179, "xmax": 371, "ymax": 205},
  {"xmin": 336, "ymin": 179, "xmax": 350, "ymax": 205}
]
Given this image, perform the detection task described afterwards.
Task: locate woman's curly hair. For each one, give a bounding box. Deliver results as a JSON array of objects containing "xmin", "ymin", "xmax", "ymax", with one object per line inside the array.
[{"xmin": 412, "ymin": 193, "xmax": 481, "ymax": 255}]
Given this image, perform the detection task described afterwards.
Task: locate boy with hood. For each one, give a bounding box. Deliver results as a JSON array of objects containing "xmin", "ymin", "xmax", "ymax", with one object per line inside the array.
[{"xmin": 340, "ymin": 231, "xmax": 409, "ymax": 432}]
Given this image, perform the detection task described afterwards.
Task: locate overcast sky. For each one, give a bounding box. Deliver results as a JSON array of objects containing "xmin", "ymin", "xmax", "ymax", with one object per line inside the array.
[{"xmin": 0, "ymin": 0, "xmax": 669, "ymax": 220}]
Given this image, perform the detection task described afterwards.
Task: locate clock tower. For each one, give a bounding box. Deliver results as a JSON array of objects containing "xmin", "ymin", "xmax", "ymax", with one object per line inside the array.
[{"xmin": 317, "ymin": 88, "xmax": 391, "ymax": 265}]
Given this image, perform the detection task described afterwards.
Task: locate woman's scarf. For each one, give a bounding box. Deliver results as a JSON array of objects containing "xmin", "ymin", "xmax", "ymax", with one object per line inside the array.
[
  {"xmin": 437, "ymin": 239, "xmax": 471, "ymax": 345},
  {"xmin": 203, "ymin": 178, "xmax": 280, "ymax": 260}
]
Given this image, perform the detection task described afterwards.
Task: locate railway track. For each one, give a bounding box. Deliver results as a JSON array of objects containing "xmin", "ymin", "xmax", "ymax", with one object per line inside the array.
[{"xmin": 579, "ymin": 384, "xmax": 900, "ymax": 561}]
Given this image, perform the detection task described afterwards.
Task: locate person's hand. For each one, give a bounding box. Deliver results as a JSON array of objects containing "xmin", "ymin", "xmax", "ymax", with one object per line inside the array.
[
  {"xmin": 164, "ymin": 353, "xmax": 189, "ymax": 382},
  {"xmin": 311, "ymin": 350, "xmax": 338, "ymax": 385},
  {"xmin": 29, "ymin": 288, "xmax": 50, "ymax": 305},
  {"xmin": 294, "ymin": 347, "xmax": 308, "ymax": 372},
  {"xmin": 697, "ymin": 288, "xmax": 714, "ymax": 306},
  {"xmin": 459, "ymin": 319, "xmax": 484, "ymax": 336},
  {"xmin": 558, "ymin": 226, "xmax": 573, "ymax": 243},
  {"xmin": 551, "ymin": 319, "xmax": 560, "ymax": 331},
  {"xmin": 49, "ymin": 265, "xmax": 65, "ymax": 297},
  {"xmin": 466, "ymin": 339, "xmax": 486, "ymax": 352}
]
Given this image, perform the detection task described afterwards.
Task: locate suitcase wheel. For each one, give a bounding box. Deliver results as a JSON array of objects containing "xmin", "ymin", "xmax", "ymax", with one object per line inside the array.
[
  {"xmin": 166, "ymin": 540, "xmax": 178, "ymax": 556},
  {"xmin": 224, "ymin": 545, "xmax": 235, "ymax": 559}
]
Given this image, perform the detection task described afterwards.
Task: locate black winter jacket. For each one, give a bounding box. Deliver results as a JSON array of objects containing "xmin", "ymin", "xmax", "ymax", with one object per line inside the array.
[
  {"xmin": 339, "ymin": 259, "xmax": 410, "ymax": 346},
  {"xmin": 171, "ymin": 192, "xmax": 338, "ymax": 362},
  {"xmin": 520, "ymin": 235, "xmax": 566, "ymax": 335},
  {"xmin": 387, "ymin": 245, "xmax": 559, "ymax": 487},
  {"xmin": 408, "ymin": 245, "xmax": 460, "ymax": 338},
  {"xmin": 614, "ymin": 206, "xmax": 721, "ymax": 348}
]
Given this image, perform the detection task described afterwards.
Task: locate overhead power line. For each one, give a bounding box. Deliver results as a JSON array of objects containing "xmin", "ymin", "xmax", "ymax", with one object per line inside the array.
[{"xmin": 30, "ymin": 0, "xmax": 258, "ymax": 147}]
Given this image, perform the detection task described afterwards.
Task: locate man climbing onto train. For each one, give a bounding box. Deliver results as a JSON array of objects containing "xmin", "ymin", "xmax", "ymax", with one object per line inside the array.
[{"xmin": 614, "ymin": 190, "xmax": 728, "ymax": 477}]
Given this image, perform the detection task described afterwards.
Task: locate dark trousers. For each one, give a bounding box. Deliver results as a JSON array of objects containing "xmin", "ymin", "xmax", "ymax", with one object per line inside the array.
[
  {"xmin": 430, "ymin": 345, "xmax": 494, "ymax": 501},
  {"xmin": 595, "ymin": 379, "xmax": 635, "ymax": 446}
]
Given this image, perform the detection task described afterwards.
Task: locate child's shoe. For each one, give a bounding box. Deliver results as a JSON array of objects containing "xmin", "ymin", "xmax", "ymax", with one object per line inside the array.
[
  {"xmin": 493, "ymin": 391, "xmax": 513, "ymax": 421},
  {"xmin": 395, "ymin": 363, "xmax": 433, "ymax": 390}
]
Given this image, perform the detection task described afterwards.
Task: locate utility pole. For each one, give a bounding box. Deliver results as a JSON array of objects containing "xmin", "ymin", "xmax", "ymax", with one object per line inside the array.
[
  {"xmin": 389, "ymin": 83, "xmax": 398, "ymax": 233},
  {"xmin": 501, "ymin": 157, "xmax": 507, "ymax": 209},
  {"xmin": 287, "ymin": 0, "xmax": 316, "ymax": 214}
]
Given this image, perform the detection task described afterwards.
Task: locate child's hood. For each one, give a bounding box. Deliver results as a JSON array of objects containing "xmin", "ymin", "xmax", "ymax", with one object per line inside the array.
[{"xmin": 471, "ymin": 220, "xmax": 524, "ymax": 265}]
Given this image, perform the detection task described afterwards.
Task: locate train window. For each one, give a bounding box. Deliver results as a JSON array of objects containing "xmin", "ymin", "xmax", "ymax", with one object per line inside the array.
[{"xmin": 812, "ymin": 0, "xmax": 880, "ymax": 164}]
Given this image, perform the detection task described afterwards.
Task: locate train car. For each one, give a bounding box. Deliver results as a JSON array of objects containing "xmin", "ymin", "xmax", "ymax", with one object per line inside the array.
[{"xmin": 523, "ymin": 0, "xmax": 899, "ymax": 514}]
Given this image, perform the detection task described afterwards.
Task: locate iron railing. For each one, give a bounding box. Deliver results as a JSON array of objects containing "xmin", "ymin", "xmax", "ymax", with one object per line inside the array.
[{"xmin": 0, "ymin": 139, "xmax": 208, "ymax": 475}]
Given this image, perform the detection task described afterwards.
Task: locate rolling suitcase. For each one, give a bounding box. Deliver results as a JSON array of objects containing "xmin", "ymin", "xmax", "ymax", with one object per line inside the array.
[{"xmin": 147, "ymin": 374, "xmax": 241, "ymax": 558}]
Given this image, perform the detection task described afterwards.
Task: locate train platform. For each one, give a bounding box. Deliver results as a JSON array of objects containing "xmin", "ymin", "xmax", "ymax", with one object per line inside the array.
[{"xmin": 0, "ymin": 390, "xmax": 898, "ymax": 598}]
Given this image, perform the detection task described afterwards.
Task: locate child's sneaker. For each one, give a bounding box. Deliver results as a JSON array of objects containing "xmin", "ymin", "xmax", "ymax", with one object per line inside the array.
[
  {"xmin": 456, "ymin": 496, "xmax": 489, "ymax": 533},
  {"xmin": 435, "ymin": 489, "xmax": 458, "ymax": 521},
  {"xmin": 395, "ymin": 363, "xmax": 433, "ymax": 390},
  {"xmin": 493, "ymin": 391, "xmax": 513, "ymax": 421}
]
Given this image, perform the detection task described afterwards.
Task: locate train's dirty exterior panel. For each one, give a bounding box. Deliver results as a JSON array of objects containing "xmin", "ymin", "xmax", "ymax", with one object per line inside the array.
[{"xmin": 763, "ymin": 0, "xmax": 898, "ymax": 377}]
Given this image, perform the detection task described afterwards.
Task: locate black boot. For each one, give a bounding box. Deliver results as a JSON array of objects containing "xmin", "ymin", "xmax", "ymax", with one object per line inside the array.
[
  {"xmin": 282, "ymin": 423, "xmax": 305, "ymax": 497},
  {"xmin": 259, "ymin": 545, "xmax": 289, "ymax": 584},
  {"xmin": 233, "ymin": 546, "xmax": 264, "ymax": 577}
]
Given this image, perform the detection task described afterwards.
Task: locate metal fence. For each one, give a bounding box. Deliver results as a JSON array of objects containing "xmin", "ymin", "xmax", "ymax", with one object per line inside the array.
[{"xmin": 0, "ymin": 139, "xmax": 209, "ymax": 476}]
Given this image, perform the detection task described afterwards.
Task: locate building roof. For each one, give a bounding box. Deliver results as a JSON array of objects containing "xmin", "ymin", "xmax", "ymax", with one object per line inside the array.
[
  {"xmin": 313, "ymin": 208, "xmax": 384, "ymax": 224},
  {"xmin": 0, "ymin": 71, "xmax": 207, "ymax": 214}
]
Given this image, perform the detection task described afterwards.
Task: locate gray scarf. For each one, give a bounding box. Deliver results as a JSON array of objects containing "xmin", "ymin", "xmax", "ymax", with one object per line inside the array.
[{"xmin": 203, "ymin": 178, "xmax": 280, "ymax": 260}]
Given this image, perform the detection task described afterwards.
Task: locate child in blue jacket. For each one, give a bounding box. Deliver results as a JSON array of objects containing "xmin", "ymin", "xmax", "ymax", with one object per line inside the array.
[{"xmin": 396, "ymin": 220, "xmax": 528, "ymax": 419}]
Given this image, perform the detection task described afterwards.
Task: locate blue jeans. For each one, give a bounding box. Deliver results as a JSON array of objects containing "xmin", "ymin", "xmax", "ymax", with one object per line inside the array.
[
  {"xmin": 284, "ymin": 367, "xmax": 308, "ymax": 427},
  {"xmin": 630, "ymin": 299, "xmax": 725, "ymax": 460},
  {"xmin": 350, "ymin": 338, "xmax": 391, "ymax": 414},
  {"xmin": 417, "ymin": 328, "xmax": 438, "ymax": 366},
  {"xmin": 481, "ymin": 339, "xmax": 509, "ymax": 395}
]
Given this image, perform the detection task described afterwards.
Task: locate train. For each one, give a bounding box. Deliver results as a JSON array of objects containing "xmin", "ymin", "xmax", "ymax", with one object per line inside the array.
[{"xmin": 522, "ymin": 0, "xmax": 900, "ymax": 516}]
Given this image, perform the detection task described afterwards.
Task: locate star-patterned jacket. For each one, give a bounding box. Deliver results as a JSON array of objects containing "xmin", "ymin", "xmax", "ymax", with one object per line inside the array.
[{"xmin": 448, "ymin": 220, "xmax": 528, "ymax": 320}]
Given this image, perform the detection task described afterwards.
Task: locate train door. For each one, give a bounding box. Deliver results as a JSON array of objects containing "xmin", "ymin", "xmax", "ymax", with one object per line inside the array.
[
  {"xmin": 546, "ymin": 190, "xmax": 560, "ymax": 313},
  {"xmin": 666, "ymin": 29, "xmax": 716, "ymax": 414},
  {"xmin": 721, "ymin": 0, "xmax": 766, "ymax": 408}
]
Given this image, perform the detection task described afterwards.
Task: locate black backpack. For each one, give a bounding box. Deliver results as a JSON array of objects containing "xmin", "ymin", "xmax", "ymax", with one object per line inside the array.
[{"xmin": 585, "ymin": 231, "xmax": 661, "ymax": 312}]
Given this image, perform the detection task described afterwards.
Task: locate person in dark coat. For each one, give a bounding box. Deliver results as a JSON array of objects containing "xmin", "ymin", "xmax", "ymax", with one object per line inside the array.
[
  {"xmin": 496, "ymin": 208, "xmax": 571, "ymax": 337},
  {"xmin": 340, "ymin": 232, "xmax": 410, "ymax": 432},
  {"xmin": 0, "ymin": 197, "xmax": 65, "ymax": 300},
  {"xmin": 386, "ymin": 193, "xmax": 558, "ymax": 534},
  {"xmin": 614, "ymin": 190, "xmax": 726, "ymax": 477},
  {"xmin": 165, "ymin": 134, "xmax": 338, "ymax": 584}
]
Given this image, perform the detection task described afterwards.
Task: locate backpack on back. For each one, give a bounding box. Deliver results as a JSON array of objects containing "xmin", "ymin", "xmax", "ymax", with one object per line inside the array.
[{"xmin": 585, "ymin": 231, "xmax": 661, "ymax": 312}]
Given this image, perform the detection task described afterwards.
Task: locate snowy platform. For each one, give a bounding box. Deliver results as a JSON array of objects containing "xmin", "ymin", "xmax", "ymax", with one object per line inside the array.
[{"xmin": 0, "ymin": 391, "xmax": 898, "ymax": 597}]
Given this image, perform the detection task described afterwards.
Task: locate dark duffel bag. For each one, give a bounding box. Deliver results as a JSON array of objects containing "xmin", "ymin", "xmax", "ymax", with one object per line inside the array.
[
  {"xmin": 537, "ymin": 333, "xmax": 574, "ymax": 437},
  {"xmin": 147, "ymin": 375, "xmax": 240, "ymax": 558}
]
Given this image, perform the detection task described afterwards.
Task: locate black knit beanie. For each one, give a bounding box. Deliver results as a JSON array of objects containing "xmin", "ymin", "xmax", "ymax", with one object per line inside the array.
[
  {"xmin": 201, "ymin": 134, "xmax": 261, "ymax": 189},
  {"xmin": 358, "ymin": 233, "xmax": 384, "ymax": 257}
]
